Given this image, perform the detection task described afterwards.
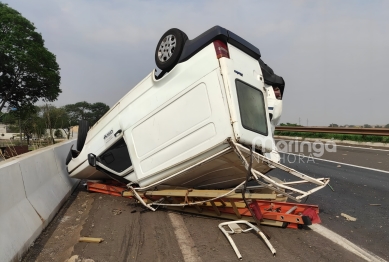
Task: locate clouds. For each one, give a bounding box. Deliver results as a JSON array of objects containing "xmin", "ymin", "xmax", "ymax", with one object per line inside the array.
[{"xmin": 5, "ymin": 0, "xmax": 389, "ymax": 125}]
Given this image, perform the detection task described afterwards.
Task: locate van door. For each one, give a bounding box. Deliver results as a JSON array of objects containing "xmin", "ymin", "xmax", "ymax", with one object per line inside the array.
[{"xmin": 218, "ymin": 44, "xmax": 273, "ymax": 152}]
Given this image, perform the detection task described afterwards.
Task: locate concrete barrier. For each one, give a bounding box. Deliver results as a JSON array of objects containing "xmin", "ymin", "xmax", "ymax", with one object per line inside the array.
[
  {"xmin": 0, "ymin": 161, "xmax": 43, "ymax": 262},
  {"xmin": 52, "ymin": 140, "xmax": 78, "ymax": 192},
  {"xmin": 0, "ymin": 140, "xmax": 78, "ymax": 262}
]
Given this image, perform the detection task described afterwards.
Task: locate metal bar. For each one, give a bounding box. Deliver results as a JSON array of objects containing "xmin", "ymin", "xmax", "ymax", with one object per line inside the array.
[
  {"xmin": 295, "ymin": 179, "xmax": 330, "ymax": 200},
  {"xmin": 227, "ymin": 138, "xmax": 301, "ymax": 202},
  {"xmin": 245, "ymin": 178, "xmax": 326, "ymax": 188},
  {"xmin": 251, "ymin": 169, "xmax": 307, "ymax": 195},
  {"xmin": 218, "ymin": 222, "xmax": 243, "ymax": 259},
  {"xmin": 218, "ymin": 221, "xmax": 276, "ymax": 257},
  {"xmin": 235, "ymin": 142, "xmax": 325, "ymax": 186}
]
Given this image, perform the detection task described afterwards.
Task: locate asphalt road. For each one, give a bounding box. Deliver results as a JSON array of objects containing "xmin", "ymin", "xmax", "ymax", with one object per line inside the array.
[
  {"xmin": 22, "ymin": 142, "xmax": 389, "ymax": 261},
  {"xmin": 276, "ymin": 139, "xmax": 389, "ymax": 171},
  {"xmin": 274, "ymin": 153, "xmax": 389, "ymax": 259}
]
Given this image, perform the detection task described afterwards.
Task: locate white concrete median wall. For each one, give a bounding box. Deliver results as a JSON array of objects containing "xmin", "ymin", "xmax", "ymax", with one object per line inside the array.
[{"xmin": 0, "ymin": 140, "xmax": 78, "ymax": 262}]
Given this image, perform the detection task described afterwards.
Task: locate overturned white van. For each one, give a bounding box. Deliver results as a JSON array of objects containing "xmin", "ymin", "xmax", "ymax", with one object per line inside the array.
[{"xmin": 66, "ymin": 26, "xmax": 328, "ymax": 201}]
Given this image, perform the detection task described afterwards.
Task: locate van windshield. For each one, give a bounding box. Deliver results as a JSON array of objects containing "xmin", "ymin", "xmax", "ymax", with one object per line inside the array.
[{"xmin": 235, "ymin": 80, "xmax": 268, "ymax": 136}]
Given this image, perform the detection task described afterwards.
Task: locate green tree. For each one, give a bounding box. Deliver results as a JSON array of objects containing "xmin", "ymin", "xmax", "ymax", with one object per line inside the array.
[
  {"xmin": 54, "ymin": 129, "xmax": 63, "ymax": 138},
  {"xmin": 0, "ymin": 3, "xmax": 61, "ymax": 111},
  {"xmin": 363, "ymin": 124, "xmax": 372, "ymax": 128},
  {"xmin": 279, "ymin": 123, "xmax": 301, "ymax": 127},
  {"xmin": 64, "ymin": 101, "xmax": 91, "ymax": 126},
  {"xmin": 7, "ymin": 105, "xmax": 45, "ymax": 144},
  {"xmin": 64, "ymin": 101, "xmax": 110, "ymax": 126},
  {"xmin": 88, "ymin": 102, "xmax": 110, "ymax": 125},
  {"xmin": 42, "ymin": 104, "xmax": 71, "ymax": 143},
  {"xmin": 329, "ymin": 124, "xmax": 339, "ymax": 127},
  {"xmin": 21, "ymin": 110, "xmax": 46, "ymax": 144}
]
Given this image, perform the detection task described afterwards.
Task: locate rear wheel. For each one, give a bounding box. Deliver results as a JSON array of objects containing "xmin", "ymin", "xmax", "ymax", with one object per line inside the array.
[
  {"xmin": 155, "ymin": 28, "xmax": 187, "ymax": 72},
  {"xmin": 77, "ymin": 120, "xmax": 89, "ymax": 152}
]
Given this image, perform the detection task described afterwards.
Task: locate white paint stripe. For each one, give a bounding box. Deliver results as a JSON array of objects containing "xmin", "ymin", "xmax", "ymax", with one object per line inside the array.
[
  {"xmin": 283, "ymin": 152, "xmax": 389, "ymax": 174},
  {"xmin": 335, "ymin": 145, "xmax": 389, "ymax": 152},
  {"xmin": 276, "ymin": 139, "xmax": 389, "ymax": 152},
  {"xmin": 310, "ymin": 224, "xmax": 386, "ymax": 262},
  {"xmin": 168, "ymin": 212, "xmax": 202, "ymax": 262}
]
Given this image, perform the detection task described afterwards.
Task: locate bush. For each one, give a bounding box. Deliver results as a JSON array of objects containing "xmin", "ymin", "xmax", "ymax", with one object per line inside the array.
[{"xmin": 54, "ymin": 129, "xmax": 63, "ymax": 138}]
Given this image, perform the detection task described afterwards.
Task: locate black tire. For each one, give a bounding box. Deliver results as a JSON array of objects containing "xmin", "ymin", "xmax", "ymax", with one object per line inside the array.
[
  {"xmin": 77, "ymin": 120, "xmax": 89, "ymax": 152},
  {"xmin": 155, "ymin": 28, "xmax": 187, "ymax": 72}
]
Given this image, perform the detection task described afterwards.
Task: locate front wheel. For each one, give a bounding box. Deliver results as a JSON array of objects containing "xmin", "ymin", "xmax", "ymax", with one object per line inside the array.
[{"xmin": 155, "ymin": 28, "xmax": 187, "ymax": 72}]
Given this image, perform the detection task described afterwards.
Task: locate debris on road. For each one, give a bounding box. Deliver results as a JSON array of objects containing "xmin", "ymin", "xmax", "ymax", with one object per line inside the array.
[
  {"xmin": 337, "ymin": 165, "xmax": 342, "ymax": 168},
  {"xmin": 66, "ymin": 255, "xmax": 95, "ymax": 262},
  {"xmin": 369, "ymin": 204, "xmax": 381, "ymax": 206},
  {"xmin": 112, "ymin": 208, "xmax": 122, "ymax": 215},
  {"xmin": 327, "ymin": 183, "xmax": 335, "ymax": 192},
  {"xmin": 87, "ymin": 180, "xmax": 322, "ymax": 229},
  {"xmin": 219, "ymin": 220, "xmax": 276, "ymax": 259},
  {"xmin": 341, "ymin": 213, "xmax": 357, "ymax": 221},
  {"xmin": 79, "ymin": 237, "xmax": 104, "ymax": 243}
]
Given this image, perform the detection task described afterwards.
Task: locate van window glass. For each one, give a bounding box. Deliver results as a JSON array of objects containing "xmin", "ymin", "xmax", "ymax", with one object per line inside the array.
[
  {"xmin": 235, "ymin": 80, "xmax": 268, "ymax": 136},
  {"xmin": 98, "ymin": 138, "xmax": 132, "ymax": 173}
]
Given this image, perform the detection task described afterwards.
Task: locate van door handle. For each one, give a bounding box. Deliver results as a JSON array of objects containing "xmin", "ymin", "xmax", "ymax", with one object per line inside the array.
[{"xmin": 114, "ymin": 129, "xmax": 122, "ymax": 137}]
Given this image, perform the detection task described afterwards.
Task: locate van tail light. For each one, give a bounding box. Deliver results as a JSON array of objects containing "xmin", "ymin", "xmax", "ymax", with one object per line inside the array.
[{"xmin": 213, "ymin": 40, "xmax": 229, "ymax": 59}]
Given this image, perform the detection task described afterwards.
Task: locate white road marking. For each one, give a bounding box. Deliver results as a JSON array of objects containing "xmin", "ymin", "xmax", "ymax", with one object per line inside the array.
[
  {"xmin": 276, "ymin": 139, "xmax": 389, "ymax": 152},
  {"xmin": 310, "ymin": 224, "xmax": 386, "ymax": 262},
  {"xmin": 283, "ymin": 152, "xmax": 389, "ymax": 174},
  {"xmin": 168, "ymin": 212, "xmax": 202, "ymax": 262}
]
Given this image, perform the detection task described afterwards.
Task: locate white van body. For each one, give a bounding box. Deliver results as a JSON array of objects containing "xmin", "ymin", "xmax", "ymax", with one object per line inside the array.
[{"xmin": 67, "ymin": 27, "xmax": 283, "ymax": 189}]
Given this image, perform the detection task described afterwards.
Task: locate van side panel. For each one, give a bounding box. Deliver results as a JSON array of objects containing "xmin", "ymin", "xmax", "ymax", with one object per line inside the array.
[
  {"xmin": 129, "ymin": 68, "xmax": 232, "ymax": 182},
  {"xmin": 132, "ymin": 83, "xmax": 212, "ymax": 159}
]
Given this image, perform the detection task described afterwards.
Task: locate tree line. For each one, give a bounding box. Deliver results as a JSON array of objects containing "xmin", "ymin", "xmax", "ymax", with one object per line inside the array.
[
  {"xmin": 1, "ymin": 4, "xmax": 110, "ymax": 145},
  {"xmin": 0, "ymin": 101, "xmax": 109, "ymax": 144},
  {"xmin": 329, "ymin": 124, "xmax": 389, "ymax": 128}
]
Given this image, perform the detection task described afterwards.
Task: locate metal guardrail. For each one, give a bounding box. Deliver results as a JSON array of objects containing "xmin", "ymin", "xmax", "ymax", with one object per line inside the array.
[{"xmin": 275, "ymin": 127, "xmax": 389, "ymax": 136}]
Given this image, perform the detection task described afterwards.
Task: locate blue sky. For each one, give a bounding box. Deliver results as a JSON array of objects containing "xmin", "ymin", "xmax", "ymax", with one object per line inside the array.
[{"xmin": 5, "ymin": 0, "xmax": 389, "ymax": 126}]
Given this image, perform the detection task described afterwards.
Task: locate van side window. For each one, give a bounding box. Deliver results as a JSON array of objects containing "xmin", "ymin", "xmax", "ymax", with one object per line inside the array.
[
  {"xmin": 235, "ymin": 80, "xmax": 268, "ymax": 136},
  {"xmin": 98, "ymin": 138, "xmax": 132, "ymax": 172}
]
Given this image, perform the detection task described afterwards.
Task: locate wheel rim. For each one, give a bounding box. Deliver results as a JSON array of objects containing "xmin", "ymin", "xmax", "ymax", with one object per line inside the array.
[{"xmin": 157, "ymin": 34, "xmax": 177, "ymax": 63}]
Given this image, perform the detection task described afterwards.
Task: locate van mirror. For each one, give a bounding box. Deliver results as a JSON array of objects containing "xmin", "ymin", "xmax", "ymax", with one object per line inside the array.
[{"xmin": 88, "ymin": 153, "xmax": 97, "ymax": 167}]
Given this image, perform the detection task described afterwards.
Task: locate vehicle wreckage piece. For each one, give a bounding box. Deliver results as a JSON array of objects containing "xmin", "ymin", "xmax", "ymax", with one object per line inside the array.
[
  {"xmin": 87, "ymin": 179, "xmax": 322, "ymax": 229},
  {"xmin": 219, "ymin": 220, "xmax": 276, "ymax": 259},
  {"xmin": 228, "ymin": 139, "xmax": 330, "ymax": 202}
]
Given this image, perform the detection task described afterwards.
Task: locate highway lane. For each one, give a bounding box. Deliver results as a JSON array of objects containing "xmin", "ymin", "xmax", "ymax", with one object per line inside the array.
[
  {"xmin": 269, "ymin": 152, "xmax": 389, "ymax": 260},
  {"xmin": 275, "ymin": 139, "xmax": 389, "ymax": 171},
  {"xmin": 23, "ymin": 184, "xmax": 365, "ymax": 262}
]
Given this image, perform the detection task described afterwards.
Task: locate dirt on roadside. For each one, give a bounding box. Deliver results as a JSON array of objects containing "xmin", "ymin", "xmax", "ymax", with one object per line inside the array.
[{"xmin": 22, "ymin": 184, "xmax": 183, "ymax": 262}]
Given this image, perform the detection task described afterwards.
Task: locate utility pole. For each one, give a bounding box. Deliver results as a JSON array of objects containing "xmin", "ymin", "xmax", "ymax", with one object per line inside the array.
[
  {"xmin": 307, "ymin": 119, "xmax": 308, "ymax": 126},
  {"xmin": 299, "ymin": 117, "xmax": 301, "ymax": 126}
]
